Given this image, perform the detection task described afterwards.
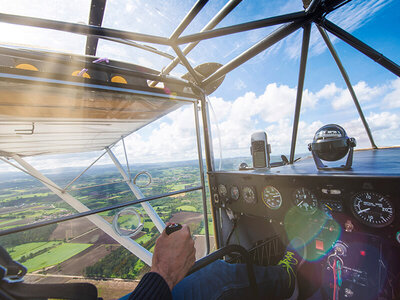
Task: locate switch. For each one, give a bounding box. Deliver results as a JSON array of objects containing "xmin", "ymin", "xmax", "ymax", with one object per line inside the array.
[{"xmin": 316, "ymin": 239, "xmax": 324, "ymax": 250}]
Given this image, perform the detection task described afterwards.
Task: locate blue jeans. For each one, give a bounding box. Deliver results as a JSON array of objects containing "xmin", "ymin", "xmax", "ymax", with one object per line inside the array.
[
  {"xmin": 120, "ymin": 260, "xmax": 292, "ymax": 300},
  {"xmin": 172, "ymin": 260, "xmax": 292, "ymax": 300}
]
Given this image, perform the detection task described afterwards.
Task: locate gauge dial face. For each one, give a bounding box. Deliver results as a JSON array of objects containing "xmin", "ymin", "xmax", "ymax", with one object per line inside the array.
[
  {"xmin": 243, "ymin": 186, "xmax": 256, "ymax": 204},
  {"xmin": 262, "ymin": 186, "xmax": 282, "ymax": 210},
  {"xmin": 293, "ymin": 187, "xmax": 318, "ymax": 214},
  {"xmin": 352, "ymin": 192, "xmax": 394, "ymax": 228},
  {"xmin": 218, "ymin": 184, "xmax": 227, "ymax": 197},
  {"xmin": 230, "ymin": 186, "xmax": 240, "ymax": 201}
]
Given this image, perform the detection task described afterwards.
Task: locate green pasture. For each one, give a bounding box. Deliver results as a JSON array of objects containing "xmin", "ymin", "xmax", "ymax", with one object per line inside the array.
[
  {"xmin": 0, "ymin": 218, "xmax": 23, "ymax": 227},
  {"xmin": 200, "ymin": 221, "xmax": 214, "ymax": 235},
  {"xmin": 22, "ymin": 243, "xmax": 92, "ymax": 272},
  {"xmin": 176, "ymin": 205, "xmax": 197, "ymax": 212},
  {"xmin": 1, "ymin": 193, "xmax": 50, "ymax": 202},
  {"xmin": 135, "ymin": 234, "xmax": 152, "ymax": 245},
  {"xmin": 143, "ymin": 221, "xmax": 154, "ymax": 231},
  {"xmin": 7, "ymin": 241, "xmax": 60, "ymax": 260}
]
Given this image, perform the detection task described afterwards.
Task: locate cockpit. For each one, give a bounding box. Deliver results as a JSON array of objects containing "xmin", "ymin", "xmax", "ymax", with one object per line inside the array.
[{"xmin": 0, "ymin": 0, "xmax": 399, "ymax": 299}]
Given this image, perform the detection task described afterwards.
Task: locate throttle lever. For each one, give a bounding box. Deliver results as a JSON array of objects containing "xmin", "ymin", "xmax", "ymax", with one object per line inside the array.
[{"xmin": 165, "ymin": 223, "xmax": 182, "ymax": 235}]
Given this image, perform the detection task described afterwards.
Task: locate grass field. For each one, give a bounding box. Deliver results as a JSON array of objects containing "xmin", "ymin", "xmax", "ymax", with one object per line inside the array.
[
  {"xmin": 200, "ymin": 221, "xmax": 214, "ymax": 235},
  {"xmin": 143, "ymin": 221, "xmax": 155, "ymax": 231},
  {"xmin": 22, "ymin": 243, "xmax": 92, "ymax": 272},
  {"xmin": 176, "ymin": 205, "xmax": 197, "ymax": 212},
  {"xmin": 135, "ymin": 234, "xmax": 152, "ymax": 244},
  {"xmin": 0, "ymin": 218, "xmax": 22, "ymax": 226},
  {"xmin": 7, "ymin": 241, "xmax": 61, "ymax": 260}
]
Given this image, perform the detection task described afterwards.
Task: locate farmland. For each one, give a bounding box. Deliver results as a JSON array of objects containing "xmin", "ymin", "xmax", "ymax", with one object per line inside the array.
[{"xmin": 0, "ymin": 159, "xmax": 219, "ymax": 298}]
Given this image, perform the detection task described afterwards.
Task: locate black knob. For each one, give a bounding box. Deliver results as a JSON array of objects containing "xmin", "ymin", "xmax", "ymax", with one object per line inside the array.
[{"xmin": 165, "ymin": 223, "xmax": 182, "ymax": 235}]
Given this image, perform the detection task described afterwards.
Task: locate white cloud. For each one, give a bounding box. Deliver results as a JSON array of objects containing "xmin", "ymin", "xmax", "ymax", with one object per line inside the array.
[
  {"xmin": 343, "ymin": 111, "xmax": 400, "ymax": 148},
  {"xmin": 313, "ymin": 81, "xmax": 387, "ymax": 111},
  {"xmin": 331, "ymin": 81, "xmax": 385, "ymax": 110},
  {"xmin": 383, "ymin": 78, "xmax": 400, "ymax": 108}
]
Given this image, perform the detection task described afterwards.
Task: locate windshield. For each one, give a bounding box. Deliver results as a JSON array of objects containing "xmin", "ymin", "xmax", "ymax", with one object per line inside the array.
[{"xmin": 0, "ymin": 1, "xmax": 399, "ymax": 298}]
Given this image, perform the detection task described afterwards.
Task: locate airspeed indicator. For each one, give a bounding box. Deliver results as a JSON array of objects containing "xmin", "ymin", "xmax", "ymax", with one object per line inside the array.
[{"xmin": 352, "ymin": 192, "xmax": 394, "ymax": 228}]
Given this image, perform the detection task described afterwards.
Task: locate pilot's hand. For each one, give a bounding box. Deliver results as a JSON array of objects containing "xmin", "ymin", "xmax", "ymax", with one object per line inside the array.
[{"xmin": 150, "ymin": 223, "xmax": 195, "ymax": 290}]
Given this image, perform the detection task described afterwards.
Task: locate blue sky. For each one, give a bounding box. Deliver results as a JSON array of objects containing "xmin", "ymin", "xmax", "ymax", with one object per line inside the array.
[{"xmin": 0, "ymin": 0, "xmax": 399, "ymax": 172}]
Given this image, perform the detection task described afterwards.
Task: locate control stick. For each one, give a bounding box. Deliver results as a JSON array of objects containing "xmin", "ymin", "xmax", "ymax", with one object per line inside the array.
[{"xmin": 165, "ymin": 223, "xmax": 182, "ymax": 235}]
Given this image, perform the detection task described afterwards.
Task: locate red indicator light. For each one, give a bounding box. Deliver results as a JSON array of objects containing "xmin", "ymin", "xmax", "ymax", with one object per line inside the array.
[
  {"xmin": 316, "ymin": 239, "xmax": 324, "ymax": 250},
  {"xmin": 360, "ymin": 250, "xmax": 366, "ymax": 256}
]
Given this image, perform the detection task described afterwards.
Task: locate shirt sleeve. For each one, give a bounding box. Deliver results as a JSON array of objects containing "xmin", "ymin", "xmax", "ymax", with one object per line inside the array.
[{"xmin": 128, "ymin": 272, "xmax": 172, "ymax": 300}]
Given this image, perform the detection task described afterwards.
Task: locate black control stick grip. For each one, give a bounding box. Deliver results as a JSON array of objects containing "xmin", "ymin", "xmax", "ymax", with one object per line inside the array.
[{"xmin": 165, "ymin": 223, "xmax": 182, "ymax": 235}]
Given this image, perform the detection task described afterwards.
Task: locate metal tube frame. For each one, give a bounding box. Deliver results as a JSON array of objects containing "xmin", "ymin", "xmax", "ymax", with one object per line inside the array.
[
  {"xmin": 1, "ymin": 0, "xmax": 399, "ymax": 255},
  {"xmin": 64, "ymin": 150, "xmax": 108, "ymax": 191},
  {"xmin": 172, "ymin": 45, "xmax": 203, "ymax": 85},
  {"xmin": 106, "ymin": 147, "xmax": 166, "ymax": 233},
  {"xmin": 0, "ymin": 13, "xmax": 170, "ymax": 45},
  {"xmin": 199, "ymin": 95, "xmax": 222, "ymax": 248},
  {"xmin": 0, "ymin": 157, "xmax": 64, "ymax": 192},
  {"xmin": 317, "ymin": 25, "xmax": 377, "ymax": 149},
  {"xmin": 290, "ymin": 23, "xmax": 311, "ymax": 164},
  {"xmin": 176, "ymin": 11, "xmax": 307, "ymax": 45},
  {"xmin": 168, "ymin": 0, "xmax": 208, "ymax": 41},
  {"xmin": 10, "ymin": 154, "xmax": 153, "ymax": 266},
  {"xmin": 149, "ymin": 0, "xmax": 242, "ymax": 87},
  {"xmin": 201, "ymin": 18, "xmax": 310, "ymax": 89},
  {"xmin": 0, "ymin": 185, "xmax": 202, "ymax": 238},
  {"xmin": 121, "ymin": 136, "xmax": 132, "ymax": 181},
  {"xmin": 193, "ymin": 101, "xmax": 210, "ymax": 254},
  {"xmin": 319, "ymin": 18, "xmax": 400, "ymax": 78}
]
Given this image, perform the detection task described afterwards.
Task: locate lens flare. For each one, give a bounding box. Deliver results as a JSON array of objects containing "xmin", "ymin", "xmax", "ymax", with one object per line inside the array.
[{"xmin": 284, "ymin": 207, "xmax": 341, "ymax": 261}]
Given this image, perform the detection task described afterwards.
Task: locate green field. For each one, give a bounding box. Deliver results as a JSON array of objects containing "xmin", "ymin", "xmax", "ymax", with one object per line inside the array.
[
  {"xmin": 135, "ymin": 234, "xmax": 153, "ymax": 244},
  {"xmin": 176, "ymin": 205, "xmax": 197, "ymax": 212},
  {"xmin": 143, "ymin": 221, "xmax": 155, "ymax": 231},
  {"xmin": 0, "ymin": 160, "xmax": 215, "ymax": 279},
  {"xmin": 200, "ymin": 221, "xmax": 214, "ymax": 235},
  {"xmin": 21, "ymin": 243, "xmax": 91, "ymax": 272},
  {"xmin": 7, "ymin": 241, "xmax": 61, "ymax": 260}
]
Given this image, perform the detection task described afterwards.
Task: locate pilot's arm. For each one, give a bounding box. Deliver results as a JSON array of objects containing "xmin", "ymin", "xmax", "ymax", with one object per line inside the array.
[{"xmin": 128, "ymin": 224, "xmax": 195, "ymax": 300}]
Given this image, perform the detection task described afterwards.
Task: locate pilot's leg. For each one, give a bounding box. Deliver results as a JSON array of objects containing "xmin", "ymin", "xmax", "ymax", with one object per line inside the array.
[
  {"xmin": 172, "ymin": 259, "xmax": 295, "ymax": 300},
  {"xmin": 172, "ymin": 238, "xmax": 305, "ymax": 300}
]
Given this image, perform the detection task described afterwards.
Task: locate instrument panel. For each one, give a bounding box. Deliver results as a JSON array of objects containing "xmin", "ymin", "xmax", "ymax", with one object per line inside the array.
[{"xmin": 210, "ymin": 172, "xmax": 400, "ymax": 244}]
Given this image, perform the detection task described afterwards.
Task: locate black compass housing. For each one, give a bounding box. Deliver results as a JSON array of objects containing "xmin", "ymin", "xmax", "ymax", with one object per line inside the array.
[{"xmin": 308, "ymin": 124, "xmax": 356, "ymax": 170}]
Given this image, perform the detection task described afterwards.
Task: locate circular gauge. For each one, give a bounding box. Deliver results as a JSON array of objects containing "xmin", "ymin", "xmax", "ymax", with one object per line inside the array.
[
  {"xmin": 293, "ymin": 187, "xmax": 318, "ymax": 214},
  {"xmin": 243, "ymin": 186, "xmax": 256, "ymax": 204},
  {"xmin": 262, "ymin": 186, "xmax": 282, "ymax": 210},
  {"xmin": 218, "ymin": 184, "xmax": 227, "ymax": 197},
  {"xmin": 352, "ymin": 192, "xmax": 394, "ymax": 228},
  {"xmin": 230, "ymin": 186, "xmax": 240, "ymax": 201}
]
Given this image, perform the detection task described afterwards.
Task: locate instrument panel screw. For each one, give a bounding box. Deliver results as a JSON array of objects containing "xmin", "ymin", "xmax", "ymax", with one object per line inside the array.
[{"xmin": 345, "ymin": 220, "xmax": 354, "ymax": 232}]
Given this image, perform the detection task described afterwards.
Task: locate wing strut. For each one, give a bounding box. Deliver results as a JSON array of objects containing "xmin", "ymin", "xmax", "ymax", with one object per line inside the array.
[{"xmin": 11, "ymin": 154, "xmax": 153, "ymax": 266}]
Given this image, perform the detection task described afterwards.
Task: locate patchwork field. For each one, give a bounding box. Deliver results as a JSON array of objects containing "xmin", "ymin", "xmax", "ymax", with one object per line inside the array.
[
  {"xmin": 8, "ymin": 242, "xmax": 91, "ymax": 272},
  {"xmin": 47, "ymin": 244, "xmax": 120, "ymax": 276},
  {"xmin": 0, "ymin": 161, "xmax": 215, "ymax": 288}
]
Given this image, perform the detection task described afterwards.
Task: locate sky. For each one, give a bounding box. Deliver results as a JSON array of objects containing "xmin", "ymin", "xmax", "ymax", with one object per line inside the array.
[{"xmin": 0, "ymin": 0, "xmax": 399, "ymax": 173}]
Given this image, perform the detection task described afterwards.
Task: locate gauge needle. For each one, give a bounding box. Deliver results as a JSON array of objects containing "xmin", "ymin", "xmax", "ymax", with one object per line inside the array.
[
  {"xmin": 297, "ymin": 201, "xmax": 304, "ymax": 207},
  {"xmin": 358, "ymin": 208, "xmax": 370, "ymax": 213}
]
